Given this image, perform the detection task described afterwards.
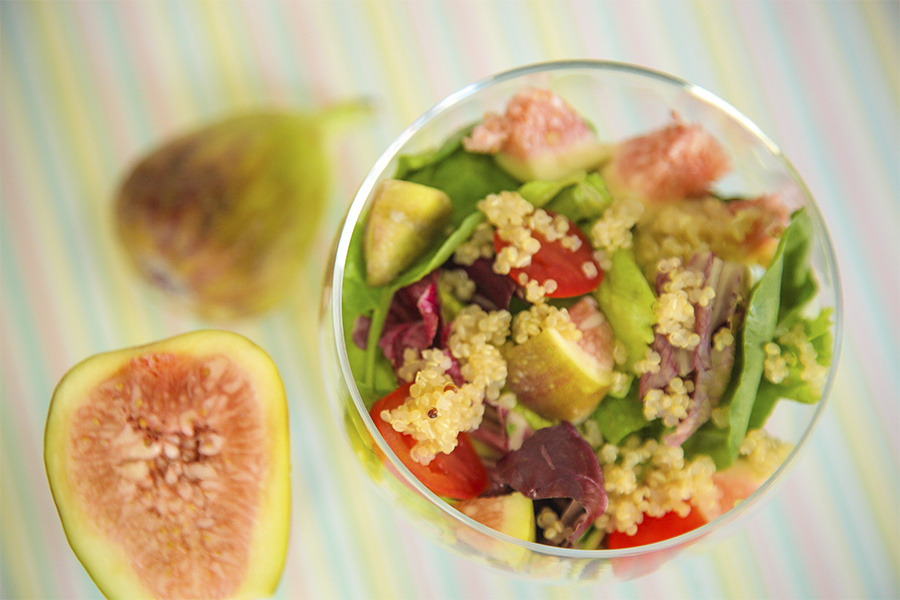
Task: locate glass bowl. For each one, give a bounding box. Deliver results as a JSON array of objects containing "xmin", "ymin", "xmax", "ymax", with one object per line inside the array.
[{"xmin": 319, "ymin": 60, "xmax": 842, "ymax": 583}]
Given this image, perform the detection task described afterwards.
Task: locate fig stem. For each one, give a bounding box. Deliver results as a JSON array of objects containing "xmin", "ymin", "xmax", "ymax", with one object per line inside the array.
[{"xmin": 318, "ymin": 99, "xmax": 375, "ymax": 136}]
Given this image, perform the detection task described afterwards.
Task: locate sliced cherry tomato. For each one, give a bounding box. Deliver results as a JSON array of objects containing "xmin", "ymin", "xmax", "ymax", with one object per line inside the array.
[
  {"xmin": 607, "ymin": 508, "xmax": 707, "ymax": 550},
  {"xmin": 369, "ymin": 383, "xmax": 489, "ymax": 500},
  {"xmin": 494, "ymin": 211, "xmax": 602, "ymax": 298},
  {"xmin": 607, "ymin": 508, "xmax": 708, "ymax": 579}
]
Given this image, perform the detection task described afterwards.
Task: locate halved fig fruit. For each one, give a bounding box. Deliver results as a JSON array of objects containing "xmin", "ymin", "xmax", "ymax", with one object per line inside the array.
[{"xmin": 44, "ymin": 330, "xmax": 291, "ymax": 600}]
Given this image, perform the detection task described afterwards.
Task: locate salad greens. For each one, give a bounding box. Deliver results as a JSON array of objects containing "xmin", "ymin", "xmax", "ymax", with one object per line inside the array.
[
  {"xmin": 594, "ymin": 248, "xmax": 657, "ymax": 372},
  {"xmin": 342, "ymin": 132, "xmax": 519, "ymax": 401},
  {"xmin": 519, "ymin": 170, "xmax": 612, "ymax": 224},
  {"xmin": 683, "ymin": 208, "xmax": 831, "ymax": 468},
  {"xmin": 396, "ymin": 128, "xmax": 520, "ymax": 227}
]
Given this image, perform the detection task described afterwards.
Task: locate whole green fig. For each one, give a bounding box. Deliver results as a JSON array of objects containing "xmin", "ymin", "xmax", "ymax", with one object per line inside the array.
[{"xmin": 115, "ymin": 104, "xmax": 366, "ymax": 321}]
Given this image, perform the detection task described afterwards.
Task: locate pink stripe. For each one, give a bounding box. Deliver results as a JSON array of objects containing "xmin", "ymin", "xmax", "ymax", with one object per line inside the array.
[
  {"xmin": 70, "ymin": 7, "xmax": 134, "ymax": 162},
  {"xmin": 115, "ymin": 2, "xmax": 177, "ymax": 134}
]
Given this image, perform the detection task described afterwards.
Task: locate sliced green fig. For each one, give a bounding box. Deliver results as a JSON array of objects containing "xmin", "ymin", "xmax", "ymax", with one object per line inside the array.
[
  {"xmin": 364, "ymin": 179, "xmax": 452, "ymax": 287},
  {"xmin": 455, "ymin": 492, "xmax": 536, "ymax": 542},
  {"xmin": 463, "ymin": 88, "xmax": 608, "ymax": 182},
  {"xmin": 504, "ymin": 298, "xmax": 615, "ymax": 423},
  {"xmin": 503, "ymin": 326, "xmax": 614, "ymax": 424},
  {"xmin": 44, "ymin": 330, "xmax": 291, "ymax": 600},
  {"xmin": 454, "ymin": 492, "xmax": 535, "ymax": 567},
  {"xmin": 116, "ymin": 103, "xmax": 369, "ymax": 321}
]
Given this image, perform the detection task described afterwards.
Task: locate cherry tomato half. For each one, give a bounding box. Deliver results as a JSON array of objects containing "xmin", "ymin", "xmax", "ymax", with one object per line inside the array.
[
  {"xmin": 607, "ymin": 508, "xmax": 709, "ymax": 579},
  {"xmin": 369, "ymin": 383, "xmax": 489, "ymax": 500},
  {"xmin": 607, "ymin": 508, "xmax": 708, "ymax": 550},
  {"xmin": 494, "ymin": 211, "xmax": 602, "ymax": 298}
]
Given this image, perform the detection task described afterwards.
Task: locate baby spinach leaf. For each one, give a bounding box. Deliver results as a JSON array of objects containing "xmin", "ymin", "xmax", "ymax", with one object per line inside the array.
[
  {"xmin": 395, "ymin": 127, "xmax": 471, "ymax": 178},
  {"xmin": 748, "ymin": 307, "xmax": 834, "ymax": 429},
  {"xmin": 398, "ymin": 131, "xmax": 519, "ymax": 226},
  {"xmin": 776, "ymin": 208, "xmax": 818, "ymax": 324},
  {"xmin": 588, "ymin": 381, "xmax": 649, "ymax": 446}
]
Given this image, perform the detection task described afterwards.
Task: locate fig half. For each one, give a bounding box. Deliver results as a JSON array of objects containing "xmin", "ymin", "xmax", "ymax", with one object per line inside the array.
[{"xmin": 44, "ymin": 330, "xmax": 291, "ymax": 600}]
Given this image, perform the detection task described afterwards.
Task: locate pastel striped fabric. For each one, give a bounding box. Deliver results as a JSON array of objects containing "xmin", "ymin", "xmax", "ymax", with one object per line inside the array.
[{"xmin": 2, "ymin": 2, "xmax": 897, "ymax": 599}]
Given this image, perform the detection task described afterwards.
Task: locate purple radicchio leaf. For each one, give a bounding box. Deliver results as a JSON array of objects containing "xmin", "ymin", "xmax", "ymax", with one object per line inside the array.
[
  {"xmin": 470, "ymin": 404, "xmax": 534, "ymax": 462},
  {"xmin": 457, "ymin": 257, "xmax": 518, "ymax": 311},
  {"xmin": 377, "ymin": 270, "xmax": 444, "ymax": 372},
  {"xmin": 436, "ymin": 323, "xmax": 466, "ymax": 387},
  {"xmin": 495, "ymin": 422, "xmax": 607, "ymax": 544},
  {"xmin": 352, "ymin": 314, "xmax": 371, "ymax": 350},
  {"xmin": 640, "ymin": 251, "xmax": 745, "ymax": 447}
]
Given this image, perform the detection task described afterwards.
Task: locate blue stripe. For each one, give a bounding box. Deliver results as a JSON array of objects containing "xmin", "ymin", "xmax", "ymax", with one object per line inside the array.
[{"xmin": 826, "ymin": 2, "xmax": 900, "ymax": 205}]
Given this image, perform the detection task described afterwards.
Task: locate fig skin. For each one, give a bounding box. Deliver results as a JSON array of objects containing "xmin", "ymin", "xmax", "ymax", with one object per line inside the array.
[
  {"xmin": 115, "ymin": 104, "xmax": 367, "ymax": 321},
  {"xmin": 44, "ymin": 330, "xmax": 291, "ymax": 600}
]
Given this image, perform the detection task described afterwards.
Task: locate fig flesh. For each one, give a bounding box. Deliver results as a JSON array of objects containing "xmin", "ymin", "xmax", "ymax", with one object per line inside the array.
[
  {"xmin": 455, "ymin": 492, "xmax": 536, "ymax": 543},
  {"xmin": 463, "ymin": 87, "xmax": 608, "ymax": 182},
  {"xmin": 116, "ymin": 104, "xmax": 367, "ymax": 321},
  {"xmin": 44, "ymin": 330, "xmax": 291, "ymax": 600}
]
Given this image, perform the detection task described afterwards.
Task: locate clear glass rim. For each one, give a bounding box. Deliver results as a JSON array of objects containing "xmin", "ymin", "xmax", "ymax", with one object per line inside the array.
[{"xmin": 328, "ymin": 59, "xmax": 844, "ymax": 560}]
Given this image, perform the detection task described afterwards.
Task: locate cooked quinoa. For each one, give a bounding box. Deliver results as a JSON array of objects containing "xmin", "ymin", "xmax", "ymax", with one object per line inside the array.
[
  {"xmin": 739, "ymin": 429, "xmax": 794, "ymax": 479},
  {"xmin": 653, "ymin": 257, "xmax": 715, "ymax": 350},
  {"xmin": 593, "ymin": 427, "xmax": 792, "ymax": 538},
  {"xmin": 643, "ymin": 377, "xmax": 694, "ymax": 427},
  {"xmin": 453, "ymin": 221, "xmax": 495, "ymax": 266},
  {"xmin": 383, "ymin": 305, "xmax": 518, "ymax": 464},
  {"xmin": 511, "ymin": 302, "xmax": 581, "ymax": 345},
  {"xmin": 449, "ymin": 305, "xmax": 512, "ymax": 405},
  {"xmin": 478, "ymin": 190, "xmax": 583, "ymax": 303},
  {"xmin": 439, "ymin": 268, "xmax": 476, "ymax": 303},
  {"xmin": 764, "ymin": 342, "xmax": 790, "ymax": 384},
  {"xmin": 633, "ymin": 196, "xmax": 777, "ymax": 277},
  {"xmin": 774, "ymin": 324, "xmax": 829, "ymax": 395},
  {"xmin": 382, "ymin": 348, "xmax": 485, "ymax": 465},
  {"xmin": 634, "ymin": 348, "xmax": 662, "ymax": 375},
  {"xmin": 595, "ymin": 435, "xmax": 719, "ymax": 536},
  {"xmin": 590, "ymin": 197, "xmax": 644, "ymax": 271},
  {"xmin": 713, "ymin": 327, "xmax": 735, "ymax": 352}
]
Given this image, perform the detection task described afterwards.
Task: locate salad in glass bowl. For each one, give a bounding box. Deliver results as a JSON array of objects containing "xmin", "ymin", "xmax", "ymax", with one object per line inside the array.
[{"xmin": 320, "ymin": 60, "xmax": 841, "ymax": 582}]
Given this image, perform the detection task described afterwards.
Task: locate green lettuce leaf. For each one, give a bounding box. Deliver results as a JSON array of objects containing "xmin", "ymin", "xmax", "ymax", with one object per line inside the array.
[
  {"xmin": 518, "ymin": 170, "xmax": 611, "ymax": 224},
  {"xmin": 594, "ymin": 248, "xmax": 657, "ymax": 373}
]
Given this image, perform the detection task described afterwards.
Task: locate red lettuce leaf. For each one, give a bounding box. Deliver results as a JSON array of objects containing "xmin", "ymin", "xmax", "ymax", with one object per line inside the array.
[
  {"xmin": 495, "ymin": 422, "xmax": 607, "ymax": 543},
  {"xmin": 377, "ymin": 270, "xmax": 443, "ymax": 370},
  {"xmin": 640, "ymin": 252, "xmax": 745, "ymax": 446},
  {"xmin": 456, "ymin": 257, "xmax": 518, "ymax": 311}
]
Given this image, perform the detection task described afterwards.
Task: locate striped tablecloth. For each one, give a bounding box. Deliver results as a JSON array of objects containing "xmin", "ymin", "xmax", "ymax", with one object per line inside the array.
[{"xmin": 2, "ymin": 2, "xmax": 897, "ymax": 599}]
